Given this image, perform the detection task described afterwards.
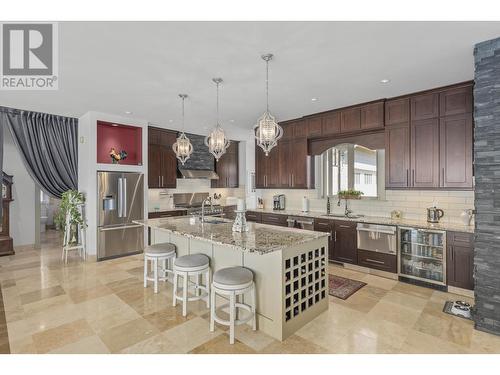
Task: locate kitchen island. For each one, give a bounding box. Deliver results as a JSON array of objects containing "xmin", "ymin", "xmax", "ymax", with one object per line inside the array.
[{"xmin": 135, "ymin": 216, "xmax": 329, "ymax": 341}]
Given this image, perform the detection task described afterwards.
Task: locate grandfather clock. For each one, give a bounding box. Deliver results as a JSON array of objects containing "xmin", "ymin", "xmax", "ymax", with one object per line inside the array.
[{"xmin": 0, "ymin": 173, "xmax": 14, "ymax": 256}]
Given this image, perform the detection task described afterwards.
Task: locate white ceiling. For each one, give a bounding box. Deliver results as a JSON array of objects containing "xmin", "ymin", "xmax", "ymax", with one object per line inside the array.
[{"xmin": 1, "ymin": 21, "xmax": 499, "ymax": 139}]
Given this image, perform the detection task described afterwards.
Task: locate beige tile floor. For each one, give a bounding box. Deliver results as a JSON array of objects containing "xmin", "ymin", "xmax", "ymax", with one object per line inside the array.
[{"xmin": 1, "ymin": 230, "xmax": 499, "ymax": 354}]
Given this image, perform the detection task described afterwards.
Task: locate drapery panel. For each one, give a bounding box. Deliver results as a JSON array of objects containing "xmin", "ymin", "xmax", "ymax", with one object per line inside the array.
[{"xmin": 0, "ymin": 106, "xmax": 78, "ymax": 199}]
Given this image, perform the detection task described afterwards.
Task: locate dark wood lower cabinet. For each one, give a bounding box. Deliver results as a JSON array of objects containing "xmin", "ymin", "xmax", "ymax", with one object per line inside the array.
[
  {"xmin": 332, "ymin": 221, "xmax": 357, "ymax": 264},
  {"xmin": 447, "ymin": 231, "xmax": 474, "ymax": 290},
  {"xmin": 148, "ymin": 210, "xmax": 187, "ymax": 219},
  {"xmin": 314, "ymin": 218, "xmax": 334, "ymax": 261},
  {"xmin": 245, "ymin": 211, "xmax": 262, "ymax": 223},
  {"xmin": 261, "ymin": 212, "xmax": 288, "ymax": 227},
  {"xmin": 357, "ymin": 250, "xmax": 397, "ymax": 273}
]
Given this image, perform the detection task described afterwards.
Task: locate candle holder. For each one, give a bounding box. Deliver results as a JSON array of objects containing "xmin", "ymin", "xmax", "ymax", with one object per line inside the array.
[{"xmin": 232, "ymin": 210, "xmax": 249, "ymax": 232}]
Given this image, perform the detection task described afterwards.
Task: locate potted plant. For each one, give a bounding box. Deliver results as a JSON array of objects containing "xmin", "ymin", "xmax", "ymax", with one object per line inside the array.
[
  {"xmin": 337, "ymin": 189, "xmax": 364, "ymax": 200},
  {"xmin": 59, "ymin": 190, "xmax": 87, "ymax": 244}
]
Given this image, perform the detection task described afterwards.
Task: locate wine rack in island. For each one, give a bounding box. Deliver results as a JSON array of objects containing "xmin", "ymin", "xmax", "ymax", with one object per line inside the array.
[{"xmin": 399, "ymin": 227, "xmax": 446, "ymax": 286}]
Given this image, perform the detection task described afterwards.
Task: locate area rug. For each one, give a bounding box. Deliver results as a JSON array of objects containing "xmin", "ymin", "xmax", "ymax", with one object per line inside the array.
[{"xmin": 328, "ymin": 274, "xmax": 367, "ymax": 300}]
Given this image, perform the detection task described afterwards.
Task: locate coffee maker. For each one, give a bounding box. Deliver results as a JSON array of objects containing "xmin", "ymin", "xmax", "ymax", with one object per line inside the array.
[{"xmin": 273, "ymin": 194, "xmax": 285, "ymax": 210}]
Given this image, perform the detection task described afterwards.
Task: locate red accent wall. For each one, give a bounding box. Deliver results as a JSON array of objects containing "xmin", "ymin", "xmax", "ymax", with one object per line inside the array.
[{"xmin": 96, "ymin": 121, "xmax": 142, "ymax": 165}]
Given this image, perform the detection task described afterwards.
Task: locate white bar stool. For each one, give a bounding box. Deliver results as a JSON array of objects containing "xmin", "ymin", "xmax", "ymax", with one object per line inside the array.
[
  {"xmin": 144, "ymin": 242, "xmax": 176, "ymax": 293},
  {"xmin": 210, "ymin": 266, "xmax": 256, "ymax": 344},
  {"xmin": 172, "ymin": 254, "xmax": 211, "ymax": 316}
]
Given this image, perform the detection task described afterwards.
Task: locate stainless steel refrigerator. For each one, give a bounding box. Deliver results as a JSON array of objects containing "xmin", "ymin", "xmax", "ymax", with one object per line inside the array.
[{"xmin": 97, "ymin": 171, "xmax": 144, "ymax": 261}]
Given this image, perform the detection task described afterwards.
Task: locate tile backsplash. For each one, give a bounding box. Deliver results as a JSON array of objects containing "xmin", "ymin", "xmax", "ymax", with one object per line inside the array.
[
  {"xmin": 256, "ymin": 189, "xmax": 474, "ymax": 224},
  {"xmin": 148, "ymin": 178, "xmax": 246, "ymax": 212}
]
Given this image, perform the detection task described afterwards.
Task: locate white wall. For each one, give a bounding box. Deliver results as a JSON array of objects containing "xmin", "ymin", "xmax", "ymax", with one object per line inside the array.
[
  {"xmin": 2, "ymin": 127, "xmax": 36, "ymax": 247},
  {"xmin": 78, "ymin": 111, "xmax": 149, "ymax": 255}
]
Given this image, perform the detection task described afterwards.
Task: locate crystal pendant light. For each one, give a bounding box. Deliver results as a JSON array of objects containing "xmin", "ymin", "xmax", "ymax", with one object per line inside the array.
[
  {"xmin": 254, "ymin": 53, "xmax": 283, "ymax": 156},
  {"xmin": 172, "ymin": 94, "xmax": 193, "ymax": 165},
  {"xmin": 205, "ymin": 78, "xmax": 230, "ymax": 161}
]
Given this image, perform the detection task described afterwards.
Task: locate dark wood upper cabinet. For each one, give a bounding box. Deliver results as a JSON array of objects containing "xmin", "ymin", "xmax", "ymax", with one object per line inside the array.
[
  {"xmin": 439, "ymin": 114, "xmax": 473, "ymax": 188},
  {"xmin": 278, "ymin": 140, "xmax": 292, "ymax": 187},
  {"xmin": 322, "ymin": 112, "xmax": 341, "ymax": 136},
  {"xmin": 307, "ymin": 116, "xmax": 323, "ymax": 138},
  {"xmin": 340, "ymin": 107, "xmax": 361, "ymax": 133},
  {"xmin": 212, "ymin": 141, "xmax": 239, "ymax": 188},
  {"xmin": 410, "ymin": 118, "xmax": 440, "ymax": 188},
  {"xmin": 255, "ymin": 145, "xmax": 268, "ymax": 188},
  {"xmin": 385, "ymin": 123, "xmax": 410, "ymax": 188},
  {"xmin": 385, "ymin": 97, "xmax": 409, "ymax": 125},
  {"xmin": 360, "ymin": 101, "xmax": 384, "ymax": 130},
  {"xmin": 148, "ymin": 127, "xmax": 177, "ymax": 189},
  {"xmin": 440, "ymin": 86, "xmax": 473, "ymax": 117},
  {"xmin": 293, "ymin": 119, "xmax": 308, "ymax": 138},
  {"xmin": 290, "ymin": 138, "xmax": 308, "ymax": 188},
  {"xmin": 446, "ymin": 231, "xmax": 474, "ymax": 290},
  {"xmin": 411, "ymin": 92, "xmax": 439, "ymax": 120}
]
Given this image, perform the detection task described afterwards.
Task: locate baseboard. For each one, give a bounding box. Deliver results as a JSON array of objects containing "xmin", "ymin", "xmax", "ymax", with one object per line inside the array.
[{"xmin": 447, "ymin": 285, "xmax": 474, "ymax": 299}]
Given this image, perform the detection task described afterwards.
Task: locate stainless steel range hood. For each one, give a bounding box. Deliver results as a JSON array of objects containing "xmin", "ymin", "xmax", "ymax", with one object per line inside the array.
[
  {"xmin": 179, "ymin": 169, "xmax": 219, "ymax": 180},
  {"xmin": 177, "ymin": 133, "xmax": 219, "ymax": 179}
]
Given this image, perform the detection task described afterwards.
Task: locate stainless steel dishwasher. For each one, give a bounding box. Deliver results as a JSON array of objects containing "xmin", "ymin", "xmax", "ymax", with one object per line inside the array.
[
  {"xmin": 356, "ymin": 223, "xmax": 397, "ymax": 255},
  {"xmin": 287, "ymin": 216, "xmax": 315, "ymax": 230}
]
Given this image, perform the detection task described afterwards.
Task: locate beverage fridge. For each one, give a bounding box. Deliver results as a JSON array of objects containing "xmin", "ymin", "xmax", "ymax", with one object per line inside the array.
[
  {"xmin": 398, "ymin": 227, "xmax": 446, "ymax": 286},
  {"xmin": 97, "ymin": 171, "xmax": 145, "ymax": 261}
]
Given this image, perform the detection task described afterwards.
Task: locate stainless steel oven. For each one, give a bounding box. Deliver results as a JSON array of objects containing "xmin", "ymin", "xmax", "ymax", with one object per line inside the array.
[{"xmin": 356, "ymin": 223, "xmax": 397, "ymax": 255}]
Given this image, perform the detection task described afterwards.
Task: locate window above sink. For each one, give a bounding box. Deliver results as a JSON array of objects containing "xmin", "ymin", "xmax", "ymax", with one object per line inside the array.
[{"xmin": 320, "ymin": 143, "xmax": 385, "ymax": 199}]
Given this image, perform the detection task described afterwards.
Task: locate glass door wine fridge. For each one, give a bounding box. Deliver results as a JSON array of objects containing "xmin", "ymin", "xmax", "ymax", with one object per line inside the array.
[{"xmin": 398, "ymin": 227, "xmax": 446, "ymax": 286}]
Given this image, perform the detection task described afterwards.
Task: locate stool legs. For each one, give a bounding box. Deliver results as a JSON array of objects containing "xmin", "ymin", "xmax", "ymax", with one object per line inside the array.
[
  {"xmin": 143, "ymin": 256, "xmax": 148, "ymax": 288},
  {"xmin": 153, "ymin": 258, "xmax": 159, "ymax": 293},
  {"xmin": 172, "ymin": 272, "xmax": 178, "ymax": 307},
  {"xmin": 210, "ymin": 288, "xmax": 215, "ymax": 332},
  {"xmin": 229, "ymin": 292, "xmax": 236, "ymax": 344},
  {"xmin": 251, "ymin": 284, "xmax": 257, "ymax": 331},
  {"xmin": 182, "ymin": 272, "xmax": 188, "ymax": 316},
  {"xmin": 205, "ymin": 269, "xmax": 211, "ymax": 308}
]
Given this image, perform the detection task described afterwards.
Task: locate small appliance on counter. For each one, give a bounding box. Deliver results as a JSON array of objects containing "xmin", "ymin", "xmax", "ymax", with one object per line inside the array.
[
  {"xmin": 427, "ymin": 206, "xmax": 445, "ymax": 223},
  {"xmin": 302, "ymin": 196, "xmax": 310, "ymax": 213},
  {"xmin": 257, "ymin": 197, "xmax": 264, "ymax": 209},
  {"xmin": 391, "ymin": 210, "xmax": 402, "ymax": 220},
  {"xmin": 273, "ymin": 194, "xmax": 285, "ymax": 210}
]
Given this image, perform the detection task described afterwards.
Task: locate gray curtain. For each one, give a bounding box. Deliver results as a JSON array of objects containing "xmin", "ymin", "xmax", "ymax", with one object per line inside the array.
[
  {"xmin": 0, "ymin": 106, "xmax": 78, "ymax": 199},
  {"xmin": 0, "ymin": 115, "xmax": 3, "ymax": 220}
]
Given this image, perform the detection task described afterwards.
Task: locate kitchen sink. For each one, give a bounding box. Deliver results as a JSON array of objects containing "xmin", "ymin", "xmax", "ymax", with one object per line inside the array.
[
  {"xmin": 322, "ymin": 214, "xmax": 365, "ymax": 219},
  {"xmin": 202, "ymin": 218, "xmax": 227, "ymax": 224}
]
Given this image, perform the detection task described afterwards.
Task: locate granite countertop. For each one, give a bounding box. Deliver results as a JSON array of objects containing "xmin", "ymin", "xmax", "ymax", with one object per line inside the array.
[
  {"xmin": 248, "ymin": 208, "xmax": 475, "ymax": 233},
  {"xmin": 134, "ymin": 217, "xmax": 329, "ymax": 254}
]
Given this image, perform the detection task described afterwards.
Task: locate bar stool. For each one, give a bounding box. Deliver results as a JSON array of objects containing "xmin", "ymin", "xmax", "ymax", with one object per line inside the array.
[
  {"xmin": 144, "ymin": 242, "xmax": 176, "ymax": 293},
  {"xmin": 172, "ymin": 254, "xmax": 211, "ymax": 316},
  {"xmin": 210, "ymin": 266, "xmax": 256, "ymax": 344}
]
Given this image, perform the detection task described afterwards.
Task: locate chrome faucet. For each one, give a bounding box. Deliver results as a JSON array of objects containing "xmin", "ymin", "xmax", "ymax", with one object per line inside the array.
[
  {"xmin": 338, "ymin": 197, "xmax": 352, "ymax": 217},
  {"xmin": 200, "ymin": 197, "xmax": 213, "ymax": 223}
]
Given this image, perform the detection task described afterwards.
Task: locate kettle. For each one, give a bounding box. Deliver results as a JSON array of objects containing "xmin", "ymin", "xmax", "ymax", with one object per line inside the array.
[{"xmin": 427, "ymin": 206, "xmax": 444, "ymax": 223}]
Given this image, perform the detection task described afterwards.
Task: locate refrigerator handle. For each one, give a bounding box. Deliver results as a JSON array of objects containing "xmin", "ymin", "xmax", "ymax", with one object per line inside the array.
[
  {"xmin": 123, "ymin": 177, "xmax": 127, "ymax": 218},
  {"xmin": 117, "ymin": 177, "xmax": 123, "ymax": 217}
]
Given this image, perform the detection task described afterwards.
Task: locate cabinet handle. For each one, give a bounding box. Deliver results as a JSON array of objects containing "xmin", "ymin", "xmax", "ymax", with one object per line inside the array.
[
  {"xmin": 292, "ymin": 174, "xmax": 295, "ymax": 187},
  {"xmin": 162, "ymin": 175, "xmax": 164, "ymax": 187},
  {"xmin": 158, "ymin": 176, "xmax": 161, "ymax": 187},
  {"xmin": 317, "ymin": 222, "xmax": 329, "ymax": 226},
  {"xmin": 406, "ymin": 169, "xmax": 409, "ymax": 185},
  {"xmin": 366, "ymin": 258, "xmax": 385, "ymax": 265},
  {"xmin": 333, "ymin": 231, "xmax": 337, "ymax": 242},
  {"xmin": 412, "ymin": 169, "xmax": 415, "ymax": 186},
  {"xmin": 442, "ymin": 168, "xmax": 445, "ymax": 185}
]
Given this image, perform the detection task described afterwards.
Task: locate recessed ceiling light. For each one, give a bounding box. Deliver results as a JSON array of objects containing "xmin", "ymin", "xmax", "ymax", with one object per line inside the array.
[
  {"xmin": 125, "ymin": 111, "xmax": 132, "ymax": 115},
  {"xmin": 311, "ymin": 98, "xmax": 318, "ymax": 102},
  {"xmin": 229, "ymin": 119, "xmax": 235, "ymax": 123},
  {"xmin": 169, "ymin": 119, "xmax": 174, "ymax": 123},
  {"xmin": 380, "ymin": 79, "xmax": 390, "ymax": 84}
]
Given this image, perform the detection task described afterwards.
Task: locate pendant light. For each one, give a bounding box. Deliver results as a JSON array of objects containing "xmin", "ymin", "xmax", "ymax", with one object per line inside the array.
[
  {"xmin": 205, "ymin": 78, "xmax": 230, "ymax": 161},
  {"xmin": 254, "ymin": 53, "xmax": 283, "ymax": 156},
  {"xmin": 172, "ymin": 94, "xmax": 193, "ymax": 165}
]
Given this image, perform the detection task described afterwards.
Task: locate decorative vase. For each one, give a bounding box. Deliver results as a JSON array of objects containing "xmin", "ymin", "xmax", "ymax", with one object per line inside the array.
[{"xmin": 232, "ymin": 210, "xmax": 249, "ymax": 233}]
